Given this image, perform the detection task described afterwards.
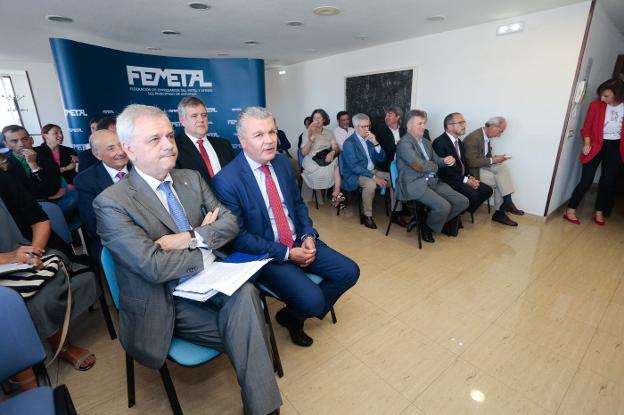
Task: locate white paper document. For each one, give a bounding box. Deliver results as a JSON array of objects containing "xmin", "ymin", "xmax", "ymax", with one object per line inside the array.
[{"xmin": 173, "ymin": 258, "xmax": 272, "ymax": 301}]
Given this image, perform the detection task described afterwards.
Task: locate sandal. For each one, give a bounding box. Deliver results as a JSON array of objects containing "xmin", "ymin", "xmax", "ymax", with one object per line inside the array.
[
  {"xmin": 331, "ymin": 192, "xmax": 346, "ymax": 207},
  {"xmin": 60, "ymin": 345, "xmax": 96, "ymax": 371}
]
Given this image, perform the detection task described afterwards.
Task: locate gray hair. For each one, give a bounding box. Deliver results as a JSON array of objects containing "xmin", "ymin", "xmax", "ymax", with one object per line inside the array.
[
  {"xmin": 405, "ymin": 109, "xmax": 428, "ymax": 126},
  {"xmin": 385, "ymin": 106, "xmax": 403, "ymax": 119},
  {"xmin": 351, "ymin": 113, "xmax": 370, "ymax": 128},
  {"xmin": 485, "ymin": 116, "xmax": 506, "ymax": 127},
  {"xmin": 116, "ymin": 104, "xmax": 169, "ymax": 144},
  {"xmin": 177, "ymin": 96, "xmax": 206, "ymax": 119},
  {"xmin": 236, "ymin": 106, "xmax": 275, "ymax": 136}
]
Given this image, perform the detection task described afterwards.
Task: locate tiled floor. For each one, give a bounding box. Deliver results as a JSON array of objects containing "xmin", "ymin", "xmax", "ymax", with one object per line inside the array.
[{"xmin": 56, "ymin": 195, "xmax": 624, "ymax": 414}]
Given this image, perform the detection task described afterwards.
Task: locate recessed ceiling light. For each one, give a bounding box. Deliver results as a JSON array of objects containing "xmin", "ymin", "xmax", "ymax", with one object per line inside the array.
[
  {"xmin": 313, "ymin": 6, "xmax": 340, "ymax": 16},
  {"xmin": 46, "ymin": 15, "xmax": 73, "ymax": 23},
  {"xmin": 278, "ymin": 70, "xmax": 287, "ymax": 76},
  {"xmin": 497, "ymin": 21, "xmax": 524, "ymax": 36},
  {"xmin": 355, "ymin": 35, "xmax": 368, "ymax": 40},
  {"xmin": 426, "ymin": 15, "xmax": 445, "ymax": 22},
  {"xmin": 162, "ymin": 29, "xmax": 181, "ymax": 35},
  {"xmin": 146, "ymin": 47, "xmax": 162, "ymax": 51},
  {"xmin": 188, "ymin": 2, "xmax": 210, "ymax": 10},
  {"xmin": 244, "ymin": 40, "xmax": 259, "ymax": 45},
  {"xmin": 217, "ymin": 52, "xmax": 230, "ymax": 56},
  {"xmin": 303, "ymin": 48, "xmax": 317, "ymax": 53},
  {"xmin": 287, "ymin": 20, "xmax": 304, "ymax": 27}
]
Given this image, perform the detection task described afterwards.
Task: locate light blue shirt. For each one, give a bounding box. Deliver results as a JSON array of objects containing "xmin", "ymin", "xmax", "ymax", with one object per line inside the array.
[
  {"xmin": 355, "ymin": 133, "xmax": 381, "ymax": 171},
  {"xmin": 243, "ymin": 153, "xmax": 296, "ymax": 260}
]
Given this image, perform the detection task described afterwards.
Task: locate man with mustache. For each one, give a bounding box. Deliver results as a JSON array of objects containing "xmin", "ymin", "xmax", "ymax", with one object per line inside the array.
[
  {"xmin": 94, "ymin": 104, "xmax": 281, "ymax": 415},
  {"xmin": 74, "ymin": 129, "xmax": 130, "ymax": 258}
]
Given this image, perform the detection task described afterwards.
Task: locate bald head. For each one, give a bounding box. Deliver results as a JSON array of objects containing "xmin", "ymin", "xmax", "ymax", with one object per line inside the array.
[{"xmin": 89, "ymin": 129, "xmax": 128, "ymax": 170}]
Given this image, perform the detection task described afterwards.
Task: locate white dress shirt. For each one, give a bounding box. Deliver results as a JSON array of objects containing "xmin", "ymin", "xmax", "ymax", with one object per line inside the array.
[
  {"xmin": 103, "ymin": 163, "xmax": 129, "ymax": 183},
  {"xmin": 186, "ymin": 132, "xmax": 223, "ymax": 174},
  {"xmin": 356, "ymin": 133, "xmax": 381, "ymax": 171},
  {"xmin": 333, "ymin": 126, "xmax": 355, "ymax": 150},
  {"xmin": 390, "ymin": 127, "xmax": 401, "ymax": 144}
]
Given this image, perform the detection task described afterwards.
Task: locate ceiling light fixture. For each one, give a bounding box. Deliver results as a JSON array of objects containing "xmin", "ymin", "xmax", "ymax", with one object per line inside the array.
[
  {"xmin": 46, "ymin": 15, "xmax": 73, "ymax": 23},
  {"xmin": 217, "ymin": 52, "xmax": 230, "ymax": 56},
  {"xmin": 146, "ymin": 47, "xmax": 162, "ymax": 51},
  {"xmin": 355, "ymin": 35, "xmax": 368, "ymax": 40},
  {"xmin": 162, "ymin": 29, "xmax": 181, "ymax": 35},
  {"xmin": 313, "ymin": 6, "xmax": 340, "ymax": 16},
  {"xmin": 278, "ymin": 70, "xmax": 287, "ymax": 76},
  {"xmin": 287, "ymin": 21, "xmax": 304, "ymax": 27},
  {"xmin": 496, "ymin": 21, "xmax": 524, "ymax": 36},
  {"xmin": 426, "ymin": 15, "xmax": 445, "ymax": 22},
  {"xmin": 303, "ymin": 48, "xmax": 317, "ymax": 53},
  {"xmin": 244, "ymin": 40, "xmax": 259, "ymax": 45},
  {"xmin": 188, "ymin": 2, "xmax": 210, "ymax": 10}
]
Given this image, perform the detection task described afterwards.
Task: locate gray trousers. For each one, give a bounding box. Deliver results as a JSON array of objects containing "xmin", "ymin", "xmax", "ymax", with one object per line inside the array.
[
  {"xmin": 174, "ymin": 283, "xmax": 282, "ymax": 415},
  {"xmin": 479, "ymin": 163, "xmax": 514, "ymax": 210},
  {"xmin": 417, "ymin": 180, "xmax": 469, "ymax": 233}
]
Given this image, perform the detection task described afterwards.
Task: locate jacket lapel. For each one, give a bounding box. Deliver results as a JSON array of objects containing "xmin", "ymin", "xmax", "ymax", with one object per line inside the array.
[
  {"xmin": 238, "ymin": 156, "xmax": 271, "ymax": 227},
  {"xmin": 127, "ymin": 170, "xmax": 178, "ymax": 233}
]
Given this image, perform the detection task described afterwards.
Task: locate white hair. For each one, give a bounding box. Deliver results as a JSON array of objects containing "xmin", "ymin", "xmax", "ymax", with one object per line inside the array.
[
  {"xmin": 485, "ymin": 116, "xmax": 506, "ymax": 127},
  {"xmin": 116, "ymin": 104, "xmax": 170, "ymax": 144},
  {"xmin": 351, "ymin": 113, "xmax": 370, "ymax": 127},
  {"xmin": 236, "ymin": 106, "xmax": 274, "ymax": 136}
]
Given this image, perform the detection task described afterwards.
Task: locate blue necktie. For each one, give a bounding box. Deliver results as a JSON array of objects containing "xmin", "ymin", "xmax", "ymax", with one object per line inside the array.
[{"xmin": 158, "ymin": 181, "xmax": 191, "ymax": 232}]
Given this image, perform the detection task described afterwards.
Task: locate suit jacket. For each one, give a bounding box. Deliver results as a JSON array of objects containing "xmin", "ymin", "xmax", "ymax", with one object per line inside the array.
[
  {"xmin": 5, "ymin": 152, "xmax": 61, "ymax": 200},
  {"xmin": 462, "ymin": 128, "xmax": 493, "ymax": 180},
  {"xmin": 36, "ymin": 143, "xmax": 78, "ymax": 184},
  {"xmin": 340, "ymin": 133, "xmax": 386, "ymax": 191},
  {"xmin": 93, "ymin": 168, "xmax": 239, "ymax": 368},
  {"xmin": 395, "ymin": 133, "xmax": 446, "ymax": 201},
  {"xmin": 175, "ymin": 132, "xmax": 236, "ymax": 184},
  {"xmin": 78, "ymin": 150, "xmax": 98, "ymax": 172},
  {"xmin": 579, "ymin": 100, "xmax": 624, "ymax": 163},
  {"xmin": 432, "ymin": 133, "xmax": 468, "ymax": 186},
  {"xmin": 375, "ymin": 124, "xmax": 406, "ymax": 172},
  {"xmin": 211, "ymin": 153, "xmax": 317, "ymax": 263}
]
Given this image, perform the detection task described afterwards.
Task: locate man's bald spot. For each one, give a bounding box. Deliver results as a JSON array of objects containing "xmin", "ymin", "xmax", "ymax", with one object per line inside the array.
[{"xmin": 90, "ymin": 129, "xmax": 119, "ymax": 155}]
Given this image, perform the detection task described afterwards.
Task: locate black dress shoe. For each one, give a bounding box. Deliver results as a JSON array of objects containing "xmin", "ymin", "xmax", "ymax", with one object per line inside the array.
[
  {"xmin": 421, "ymin": 225, "xmax": 435, "ymax": 243},
  {"xmin": 391, "ymin": 213, "xmax": 408, "ymax": 228},
  {"xmin": 500, "ymin": 203, "xmax": 525, "ymax": 216},
  {"xmin": 441, "ymin": 217, "xmax": 459, "ymax": 237},
  {"xmin": 406, "ymin": 216, "xmax": 418, "ymax": 232},
  {"xmin": 275, "ymin": 308, "xmax": 313, "ymax": 347},
  {"xmin": 492, "ymin": 211, "xmax": 518, "ymax": 226},
  {"xmin": 458, "ymin": 216, "xmax": 464, "ymax": 229},
  {"xmin": 361, "ymin": 215, "xmax": 377, "ymax": 229}
]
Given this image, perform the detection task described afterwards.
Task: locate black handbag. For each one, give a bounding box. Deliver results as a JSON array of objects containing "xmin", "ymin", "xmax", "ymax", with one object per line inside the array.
[{"xmin": 312, "ymin": 148, "xmax": 332, "ymax": 166}]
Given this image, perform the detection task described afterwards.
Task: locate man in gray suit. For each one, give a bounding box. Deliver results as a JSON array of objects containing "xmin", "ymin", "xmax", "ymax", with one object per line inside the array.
[
  {"xmin": 396, "ymin": 110, "xmax": 469, "ymax": 242},
  {"xmin": 94, "ymin": 104, "xmax": 281, "ymax": 415}
]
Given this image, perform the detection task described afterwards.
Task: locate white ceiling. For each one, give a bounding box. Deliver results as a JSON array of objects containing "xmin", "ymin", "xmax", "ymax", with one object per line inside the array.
[{"xmin": 0, "ymin": 0, "xmax": 619, "ymax": 67}]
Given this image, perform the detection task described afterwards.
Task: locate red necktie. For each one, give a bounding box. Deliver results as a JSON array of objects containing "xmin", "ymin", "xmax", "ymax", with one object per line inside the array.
[
  {"xmin": 259, "ymin": 165, "xmax": 293, "ymax": 248},
  {"xmin": 196, "ymin": 139, "xmax": 215, "ymax": 178},
  {"xmin": 454, "ymin": 140, "xmax": 465, "ymax": 176}
]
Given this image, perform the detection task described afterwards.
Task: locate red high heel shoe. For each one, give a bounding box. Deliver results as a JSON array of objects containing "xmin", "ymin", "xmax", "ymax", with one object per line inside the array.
[
  {"xmin": 563, "ymin": 212, "xmax": 580, "ymax": 225},
  {"xmin": 594, "ymin": 214, "xmax": 605, "ymax": 226}
]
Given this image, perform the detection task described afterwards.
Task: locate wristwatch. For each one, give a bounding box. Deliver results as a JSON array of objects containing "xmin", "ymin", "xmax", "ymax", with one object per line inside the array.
[{"xmin": 188, "ymin": 229, "xmax": 198, "ymax": 250}]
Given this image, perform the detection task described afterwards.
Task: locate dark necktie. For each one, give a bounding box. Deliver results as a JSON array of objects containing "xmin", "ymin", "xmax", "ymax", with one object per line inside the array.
[
  {"xmin": 197, "ymin": 139, "xmax": 215, "ymax": 178},
  {"xmin": 259, "ymin": 165, "xmax": 293, "ymax": 248},
  {"xmin": 453, "ymin": 140, "xmax": 465, "ymax": 176},
  {"xmin": 115, "ymin": 171, "xmax": 126, "ymax": 181}
]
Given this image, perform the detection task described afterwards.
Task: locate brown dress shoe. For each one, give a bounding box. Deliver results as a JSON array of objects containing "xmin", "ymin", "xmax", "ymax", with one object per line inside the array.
[
  {"xmin": 500, "ymin": 203, "xmax": 524, "ymax": 216},
  {"xmin": 361, "ymin": 215, "xmax": 377, "ymax": 229},
  {"xmin": 492, "ymin": 211, "xmax": 518, "ymax": 226}
]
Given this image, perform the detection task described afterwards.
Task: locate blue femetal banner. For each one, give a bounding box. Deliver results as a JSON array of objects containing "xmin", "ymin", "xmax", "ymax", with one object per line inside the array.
[{"xmin": 49, "ymin": 38, "xmax": 265, "ymax": 151}]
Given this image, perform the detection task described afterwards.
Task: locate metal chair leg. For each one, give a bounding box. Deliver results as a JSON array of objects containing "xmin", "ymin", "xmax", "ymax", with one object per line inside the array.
[
  {"xmin": 159, "ymin": 364, "xmax": 183, "ymax": 415},
  {"xmin": 125, "ymin": 353, "xmax": 135, "ymax": 408},
  {"xmin": 470, "ymin": 212, "xmax": 475, "ymax": 224},
  {"xmin": 96, "ymin": 269, "xmax": 117, "ymax": 340},
  {"xmin": 260, "ymin": 293, "xmax": 284, "ymax": 377},
  {"xmin": 330, "ymin": 307, "xmax": 337, "ymax": 324},
  {"xmin": 385, "ymin": 200, "xmax": 400, "ymax": 236},
  {"xmin": 313, "ymin": 190, "xmax": 319, "ymax": 209}
]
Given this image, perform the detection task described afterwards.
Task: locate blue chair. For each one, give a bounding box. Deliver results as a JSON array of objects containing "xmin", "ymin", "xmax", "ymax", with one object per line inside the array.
[
  {"xmin": 385, "ymin": 160, "xmax": 428, "ymax": 249},
  {"xmin": 101, "ymin": 247, "xmax": 221, "ymax": 414},
  {"xmin": 39, "ymin": 202, "xmax": 117, "ymax": 341},
  {"xmin": 0, "ymin": 287, "xmax": 78, "ymax": 415},
  {"xmin": 59, "ymin": 177, "xmax": 82, "ymax": 232}
]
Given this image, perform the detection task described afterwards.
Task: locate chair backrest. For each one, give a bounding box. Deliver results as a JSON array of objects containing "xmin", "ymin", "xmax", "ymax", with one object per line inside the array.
[
  {"xmin": 390, "ymin": 159, "xmax": 398, "ymax": 189},
  {"xmin": 100, "ymin": 247, "xmax": 120, "ymax": 309},
  {"xmin": 0, "ymin": 287, "xmax": 47, "ymax": 380},
  {"xmin": 39, "ymin": 201, "xmax": 72, "ymax": 244}
]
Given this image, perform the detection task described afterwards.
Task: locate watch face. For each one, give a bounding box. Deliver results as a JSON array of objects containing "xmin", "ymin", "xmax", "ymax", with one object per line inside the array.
[{"xmin": 189, "ymin": 238, "xmax": 198, "ymax": 250}]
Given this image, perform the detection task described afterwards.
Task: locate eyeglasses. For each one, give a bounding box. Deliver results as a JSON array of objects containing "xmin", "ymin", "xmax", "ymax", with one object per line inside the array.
[
  {"xmin": 448, "ymin": 121, "xmax": 466, "ymax": 126},
  {"xmin": 358, "ymin": 124, "xmax": 371, "ymax": 129}
]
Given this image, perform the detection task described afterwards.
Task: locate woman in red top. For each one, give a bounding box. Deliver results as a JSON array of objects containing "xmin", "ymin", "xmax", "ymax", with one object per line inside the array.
[{"xmin": 565, "ymin": 79, "xmax": 624, "ymax": 225}]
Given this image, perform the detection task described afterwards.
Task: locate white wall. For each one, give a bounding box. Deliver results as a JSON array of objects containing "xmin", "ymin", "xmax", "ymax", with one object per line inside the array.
[
  {"xmin": 267, "ymin": 2, "xmax": 592, "ymax": 216},
  {"xmin": 547, "ymin": 2, "xmax": 624, "ymax": 214},
  {"xmin": 0, "ymin": 60, "xmax": 68, "ymax": 146}
]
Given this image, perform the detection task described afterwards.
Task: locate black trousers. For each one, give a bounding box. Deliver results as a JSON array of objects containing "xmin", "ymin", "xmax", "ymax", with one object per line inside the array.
[
  {"xmin": 447, "ymin": 180, "xmax": 494, "ymax": 214},
  {"xmin": 568, "ymin": 139, "xmax": 622, "ymax": 211}
]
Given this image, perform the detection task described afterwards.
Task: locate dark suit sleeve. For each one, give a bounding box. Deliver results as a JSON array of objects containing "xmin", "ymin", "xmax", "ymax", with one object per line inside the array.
[
  {"xmin": 211, "ymin": 169, "xmax": 290, "ymax": 263},
  {"xmin": 342, "ymin": 139, "xmax": 374, "ymax": 179},
  {"xmin": 31, "ymin": 149, "xmax": 62, "ymax": 198},
  {"xmin": 376, "ymin": 128, "xmax": 394, "ymax": 172},
  {"xmin": 74, "ymin": 170, "xmax": 99, "ymax": 240},
  {"xmin": 214, "ymin": 137, "xmax": 236, "ymax": 167}
]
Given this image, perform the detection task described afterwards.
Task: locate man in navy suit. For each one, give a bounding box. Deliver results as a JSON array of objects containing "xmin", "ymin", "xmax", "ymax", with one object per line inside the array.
[
  {"xmin": 212, "ymin": 106, "xmax": 359, "ymax": 347},
  {"xmin": 175, "ymin": 96, "xmax": 236, "ymax": 184},
  {"xmin": 340, "ymin": 113, "xmax": 389, "ymax": 229},
  {"xmin": 74, "ymin": 129, "xmax": 129, "ymax": 258}
]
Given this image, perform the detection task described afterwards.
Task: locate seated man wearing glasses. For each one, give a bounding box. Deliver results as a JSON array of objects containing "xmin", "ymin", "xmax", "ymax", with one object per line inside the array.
[
  {"xmin": 340, "ymin": 113, "xmax": 389, "ymax": 229},
  {"xmin": 433, "ymin": 113, "xmax": 493, "ymax": 224}
]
